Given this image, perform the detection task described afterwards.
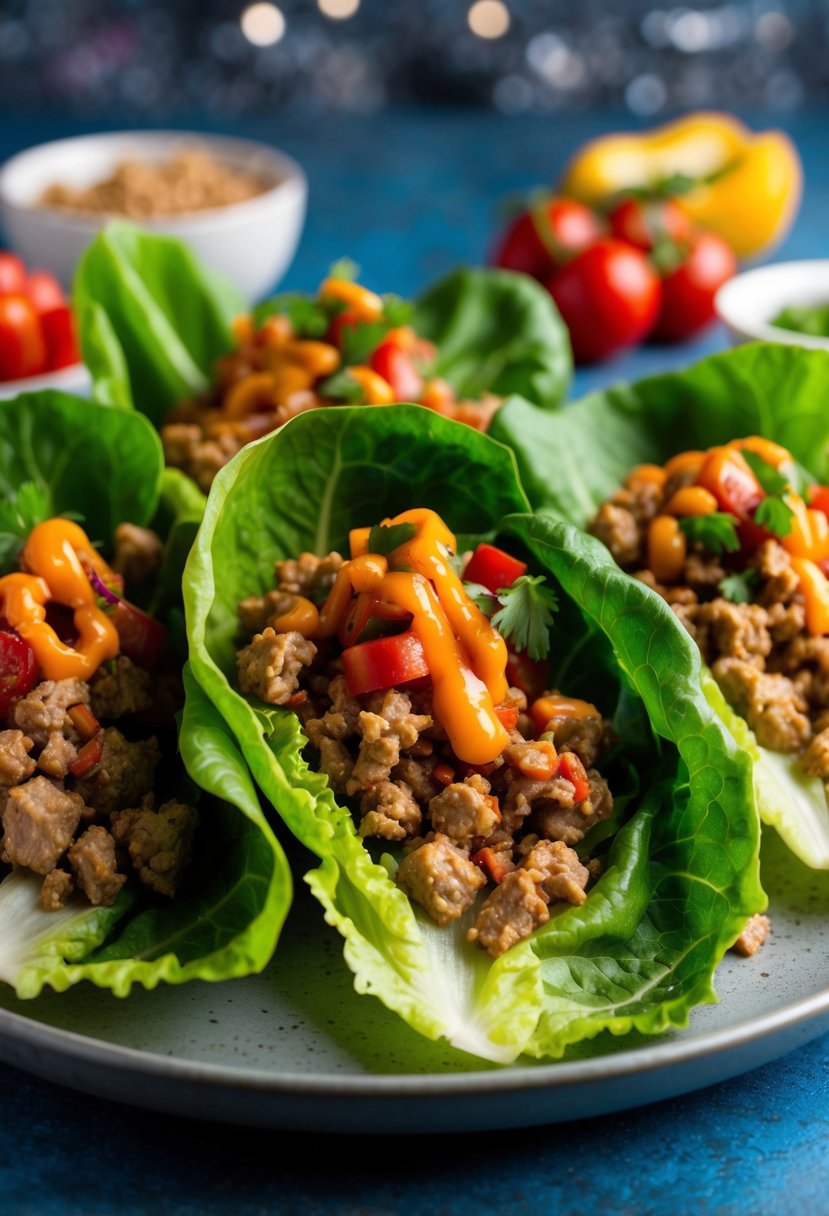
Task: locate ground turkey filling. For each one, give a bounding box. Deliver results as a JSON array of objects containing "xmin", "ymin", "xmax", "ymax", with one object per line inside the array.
[
  {"xmin": 589, "ymin": 471, "xmax": 829, "ymax": 791},
  {"xmin": 235, "ymin": 550, "xmax": 616, "ymax": 959},
  {"xmin": 0, "ymin": 657, "xmax": 197, "ymax": 912}
]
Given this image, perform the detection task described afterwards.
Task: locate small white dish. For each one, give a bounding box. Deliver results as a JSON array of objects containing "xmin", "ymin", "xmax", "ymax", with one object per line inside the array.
[
  {"xmin": 0, "ymin": 360, "xmax": 90, "ymax": 401},
  {"xmin": 715, "ymin": 259, "xmax": 829, "ymax": 351},
  {"xmin": 0, "ymin": 130, "xmax": 307, "ymax": 304}
]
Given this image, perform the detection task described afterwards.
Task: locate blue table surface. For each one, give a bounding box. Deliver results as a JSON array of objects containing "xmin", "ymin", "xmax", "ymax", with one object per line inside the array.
[{"xmin": 1, "ymin": 105, "xmax": 829, "ymax": 1214}]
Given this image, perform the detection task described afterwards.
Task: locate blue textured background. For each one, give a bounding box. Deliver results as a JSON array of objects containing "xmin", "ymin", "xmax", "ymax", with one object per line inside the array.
[{"xmin": 1, "ymin": 108, "xmax": 829, "ymax": 1214}]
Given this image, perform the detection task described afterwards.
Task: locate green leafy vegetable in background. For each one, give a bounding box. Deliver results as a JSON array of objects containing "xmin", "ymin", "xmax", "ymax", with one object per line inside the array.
[
  {"xmin": 0, "ymin": 390, "xmax": 291, "ymax": 998},
  {"xmin": 773, "ymin": 301, "xmax": 829, "ymax": 339},
  {"xmin": 490, "ymin": 341, "xmax": 829, "ymax": 869},
  {"xmin": 183, "ymin": 404, "xmax": 761, "ymax": 1063}
]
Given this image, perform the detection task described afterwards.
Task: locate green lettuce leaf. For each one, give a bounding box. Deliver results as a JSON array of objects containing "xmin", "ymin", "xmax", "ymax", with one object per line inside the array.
[
  {"xmin": 490, "ymin": 341, "xmax": 829, "ymax": 869},
  {"xmin": 413, "ymin": 267, "xmax": 572, "ymax": 408},
  {"xmin": 0, "ymin": 393, "xmax": 290, "ymax": 996},
  {"xmin": 184, "ymin": 405, "xmax": 761, "ymax": 1062},
  {"xmin": 74, "ymin": 219, "xmax": 244, "ymax": 424},
  {"xmin": 1, "ymin": 672, "xmax": 291, "ymax": 998}
]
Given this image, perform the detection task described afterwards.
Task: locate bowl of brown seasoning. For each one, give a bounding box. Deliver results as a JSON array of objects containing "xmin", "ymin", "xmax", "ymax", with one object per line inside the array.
[{"xmin": 0, "ymin": 131, "xmax": 307, "ymax": 302}]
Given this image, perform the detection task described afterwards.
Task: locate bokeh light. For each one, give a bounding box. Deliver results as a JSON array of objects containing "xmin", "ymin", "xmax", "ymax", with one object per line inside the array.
[
  {"xmin": 240, "ymin": 3, "xmax": 285, "ymax": 47},
  {"xmin": 468, "ymin": 1, "xmax": 510, "ymax": 40},
  {"xmin": 318, "ymin": 0, "xmax": 361, "ymax": 19}
]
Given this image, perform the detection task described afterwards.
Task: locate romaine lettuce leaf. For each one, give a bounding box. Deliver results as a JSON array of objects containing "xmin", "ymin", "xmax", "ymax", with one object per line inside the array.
[
  {"xmin": 0, "ymin": 393, "xmax": 291, "ymax": 996},
  {"xmin": 0, "ymin": 672, "xmax": 292, "ymax": 998},
  {"xmin": 183, "ymin": 405, "xmax": 762, "ymax": 1062},
  {"xmin": 490, "ymin": 341, "xmax": 829, "ymax": 869},
  {"xmin": 412, "ymin": 266, "xmax": 572, "ymax": 408},
  {"xmin": 74, "ymin": 219, "xmax": 244, "ymax": 424}
]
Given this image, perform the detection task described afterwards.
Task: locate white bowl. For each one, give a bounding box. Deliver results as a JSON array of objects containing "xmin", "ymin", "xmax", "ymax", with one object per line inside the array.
[
  {"xmin": 715, "ymin": 259, "xmax": 829, "ymax": 352},
  {"xmin": 0, "ymin": 130, "xmax": 307, "ymax": 304},
  {"xmin": 0, "ymin": 360, "xmax": 90, "ymax": 401}
]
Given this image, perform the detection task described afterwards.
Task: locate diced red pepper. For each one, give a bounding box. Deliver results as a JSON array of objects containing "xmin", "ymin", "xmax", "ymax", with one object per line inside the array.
[
  {"xmin": 110, "ymin": 601, "xmax": 167, "ymax": 671},
  {"xmin": 433, "ymin": 762, "xmax": 455, "ymax": 786},
  {"xmin": 462, "ymin": 543, "xmax": 527, "ymax": 594},
  {"xmin": 286, "ymin": 690, "xmax": 308, "ymax": 708},
  {"xmin": 338, "ymin": 591, "xmax": 411, "ymax": 648},
  {"xmin": 326, "ymin": 308, "xmax": 361, "ymax": 351},
  {"xmin": 471, "ymin": 846, "xmax": 509, "ymax": 884},
  {"xmin": 494, "ymin": 703, "xmax": 519, "ymax": 732},
  {"xmin": 485, "ymin": 794, "xmax": 502, "ymax": 823},
  {"xmin": 0, "ymin": 631, "xmax": 38, "ymax": 718},
  {"xmin": 557, "ymin": 751, "xmax": 590, "ymax": 802},
  {"xmin": 40, "ymin": 305, "xmax": 80, "ymax": 371},
  {"xmin": 68, "ymin": 732, "xmax": 104, "ymax": 778},
  {"xmin": 342, "ymin": 628, "xmax": 430, "ymax": 698},
  {"xmin": 369, "ymin": 332, "xmax": 423, "ymax": 401},
  {"xmin": 67, "ymin": 703, "xmax": 100, "ymax": 741}
]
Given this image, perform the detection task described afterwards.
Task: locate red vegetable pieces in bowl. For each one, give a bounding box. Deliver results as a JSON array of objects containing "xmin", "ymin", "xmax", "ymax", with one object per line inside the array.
[{"xmin": 0, "ymin": 252, "xmax": 81, "ymax": 382}]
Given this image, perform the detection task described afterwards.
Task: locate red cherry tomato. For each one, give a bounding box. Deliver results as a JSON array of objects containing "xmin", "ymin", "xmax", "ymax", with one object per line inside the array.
[
  {"xmin": 462, "ymin": 543, "xmax": 527, "ymax": 594},
  {"xmin": 608, "ymin": 197, "xmax": 693, "ymax": 252},
  {"xmin": 650, "ymin": 230, "xmax": 737, "ymax": 343},
  {"xmin": 369, "ymin": 335, "xmax": 423, "ymax": 401},
  {"xmin": 0, "ymin": 630, "xmax": 39, "ymax": 718},
  {"xmin": 0, "ymin": 294, "xmax": 48, "ymax": 381},
  {"xmin": 25, "ymin": 271, "xmax": 67, "ymax": 316},
  {"xmin": 809, "ymin": 486, "xmax": 829, "ymax": 519},
  {"xmin": 546, "ymin": 238, "xmax": 662, "ymax": 364},
  {"xmin": 0, "ymin": 253, "xmax": 26, "ymax": 296},
  {"xmin": 491, "ymin": 197, "xmax": 604, "ymax": 280},
  {"xmin": 40, "ymin": 306, "xmax": 80, "ymax": 371},
  {"xmin": 342, "ymin": 629, "xmax": 429, "ymax": 698}
]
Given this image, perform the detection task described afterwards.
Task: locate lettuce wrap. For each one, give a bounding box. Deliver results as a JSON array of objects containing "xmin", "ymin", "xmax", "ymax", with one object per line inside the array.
[
  {"xmin": 491, "ymin": 341, "xmax": 829, "ymax": 870},
  {"xmin": 183, "ymin": 404, "xmax": 762, "ymax": 1063},
  {"xmin": 0, "ymin": 390, "xmax": 291, "ymax": 998},
  {"xmin": 74, "ymin": 220, "xmax": 572, "ymax": 433}
]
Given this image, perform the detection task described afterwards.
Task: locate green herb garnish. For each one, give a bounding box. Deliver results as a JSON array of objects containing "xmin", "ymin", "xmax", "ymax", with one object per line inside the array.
[
  {"xmin": 253, "ymin": 293, "xmax": 331, "ymax": 338},
  {"xmin": 772, "ymin": 302, "xmax": 829, "ymax": 339},
  {"xmin": 327, "ymin": 256, "xmax": 359, "ymax": 283},
  {"xmin": 490, "ymin": 574, "xmax": 558, "ymax": 661},
  {"xmin": 0, "ymin": 482, "xmax": 50, "ymax": 571},
  {"xmin": 719, "ymin": 568, "xmax": 761, "ymax": 604},
  {"xmin": 740, "ymin": 450, "xmax": 795, "ymax": 536},
  {"xmin": 678, "ymin": 512, "xmax": 740, "ymax": 554},
  {"xmin": 368, "ymin": 522, "xmax": 418, "ymax": 557},
  {"xmin": 318, "ymin": 369, "xmax": 366, "ymax": 404}
]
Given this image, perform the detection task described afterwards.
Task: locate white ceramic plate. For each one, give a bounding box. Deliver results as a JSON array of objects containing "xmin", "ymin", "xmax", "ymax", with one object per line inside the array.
[{"xmin": 0, "ymin": 827, "xmax": 826, "ymax": 1134}]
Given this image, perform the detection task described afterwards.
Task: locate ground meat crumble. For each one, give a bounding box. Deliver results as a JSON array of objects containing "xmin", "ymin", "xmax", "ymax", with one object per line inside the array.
[
  {"xmin": 0, "ymin": 657, "xmax": 197, "ymax": 912},
  {"xmin": 236, "ymin": 550, "xmax": 616, "ymax": 959}
]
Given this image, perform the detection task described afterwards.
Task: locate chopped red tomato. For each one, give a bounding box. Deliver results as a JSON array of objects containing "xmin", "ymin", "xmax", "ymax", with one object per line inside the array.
[
  {"xmin": 463, "ymin": 543, "xmax": 527, "ymax": 594},
  {"xmin": 342, "ymin": 628, "xmax": 429, "ymax": 698},
  {"xmin": 327, "ymin": 308, "xmax": 361, "ymax": 351},
  {"xmin": 696, "ymin": 446, "xmax": 768, "ymax": 550},
  {"xmin": 0, "ymin": 631, "xmax": 38, "ymax": 717},
  {"xmin": 40, "ymin": 306, "xmax": 80, "ymax": 371},
  {"xmin": 0, "ymin": 294, "xmax": 47, "ymax": 381},
  {"xmin": 0, "ymin": 253, "xmax": 26, "ymax": 295},
  {"xmin": 110, "ymin": 601, "xmax": 167, "ymax": 671},
  {"xmin": 370, "ymin": 333, "xmax": 423, "ymax": 401},
  {"xmin": 558, "ymin": 751, "xmax": 590, "ymax": 802},
  {"xmin": 24, "ymin": 271, "xmax": 66, "ymax": 316}
]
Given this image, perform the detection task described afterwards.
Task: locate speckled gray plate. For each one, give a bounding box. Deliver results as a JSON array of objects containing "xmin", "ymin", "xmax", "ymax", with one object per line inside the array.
[{"xmin": 0, "ymin": 828, "xmax": 827, "ymax": 1134}]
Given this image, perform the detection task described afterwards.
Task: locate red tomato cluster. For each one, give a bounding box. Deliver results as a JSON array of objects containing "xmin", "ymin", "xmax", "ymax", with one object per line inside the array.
[
  {"xmin": 0, "ymin": 252, "xmax": 80, "ymax": 382},
  {"xmin": 490, "ymin": 195, "xmax": 737, "ymax": 364}
]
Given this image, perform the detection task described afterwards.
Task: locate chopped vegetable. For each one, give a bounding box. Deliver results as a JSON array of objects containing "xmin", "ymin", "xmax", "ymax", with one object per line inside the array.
[
  {"xmin": 341, "ymin": 628, "xmax": 429, "ymax": 698},
  {"xmin": 678, "ymin": 512, "xmax": 741, "ymax": 554},
  {"xmin": 462, "ymin": 543, "xmax": 527, "ymax": 595},
  {"xmin": 490, "ymin": 575, "xmax": 558, "ymax": 661},
  {"xmin": 0, "ymin": 631, "xmax": 38, "ymax": 716}
]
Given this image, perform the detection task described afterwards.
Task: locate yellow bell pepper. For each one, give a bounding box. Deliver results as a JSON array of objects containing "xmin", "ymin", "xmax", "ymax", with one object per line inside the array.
[{"xmin": 560, "ymin": 111, "xmax": 802, "ymax": 260}]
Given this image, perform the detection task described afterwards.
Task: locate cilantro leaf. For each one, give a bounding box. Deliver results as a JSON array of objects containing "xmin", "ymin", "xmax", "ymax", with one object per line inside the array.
[
  {"xmin": 754, "ymin": 495, "xmax": 794, "ymax": 536},
  {"xmin": 318, "ymin": 370, "xmax": 366, "ymax": 404},
  {"xmin": 490, "ymin": 574, "xmax": 558, "ymax": 661},
  {"xmin": 719, "ymin": 569, "xmax": 760, "ymax": 604},
  {"xmin": 382, "ymin": 295, "xmax": 415, "ymax": 327},
  {"xmin": 327, "ymin": 257, "xmax": 359, "ymax": 282},
  {"xmin": 678, "ymin": 513, "xmax": 740, "ymax": 554},
  {"xmin": 341, "ymin": 320, "xmax": 392, "ymax": 366},
  {"xmin": 463, "ymin": 581, "xmax": 497, "ymax": 616},
  {"xmin": 253, "ymin": 293, "xmax": 331, "ymax": 338},
  {"xmin": 0, "ymin": 482, "xmax": 51, "ymax": 571},
  {"xmin": 368, "ymin": 522, "xmax": 418, "ymax": 558},
  {"xmin": 741, "ymin": 449, "xmax": 790, "ymax": 496}
]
